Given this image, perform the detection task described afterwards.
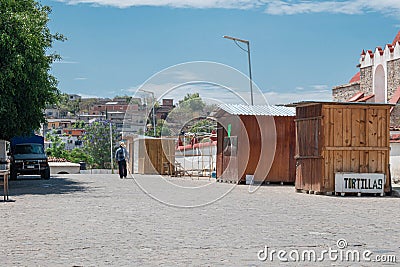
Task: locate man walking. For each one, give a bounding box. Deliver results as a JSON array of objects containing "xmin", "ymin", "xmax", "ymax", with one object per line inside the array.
[{"xmin": 115, "ymin": 141, "xmax": 129, "ymax": 179}]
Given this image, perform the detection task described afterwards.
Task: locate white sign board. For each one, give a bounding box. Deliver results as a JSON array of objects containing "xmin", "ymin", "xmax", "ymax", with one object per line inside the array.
[{"xmin": 335, "ymin": 173, "xmax": 385, "ymax": 194}]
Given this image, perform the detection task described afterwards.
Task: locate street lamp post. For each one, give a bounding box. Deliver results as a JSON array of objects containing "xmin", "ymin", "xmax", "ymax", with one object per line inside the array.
[
  {"xmin": 223, "ymin": 35, "xmax": 254, "ymax": 105},
  {"xmin": 139, "ymin": 89, "xmax": 156, "ymax": 137},
  {"xmin": 110, "ymin": 121, "xmax": 114, "ymax": 174}
]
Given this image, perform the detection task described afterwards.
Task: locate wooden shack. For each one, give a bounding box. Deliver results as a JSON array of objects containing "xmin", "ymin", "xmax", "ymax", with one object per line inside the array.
[
  {"xmin": 294, "ymin": 102, "xmax": 392, "ymax": 194},
  {"xmin": 132, "ymin": 137, "xmax": 176, "ymax": 175},
  {"xmin": 214, "ymin": 104, "xmax": 296, "ymax": 184}
]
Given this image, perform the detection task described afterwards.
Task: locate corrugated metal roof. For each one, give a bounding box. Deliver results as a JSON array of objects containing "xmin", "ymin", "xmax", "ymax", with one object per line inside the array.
[
  {"xmin": 286, "ymin": 101, "xmax": 394, "ymax": 107},
  {"xmin": 218, "ymin": 104, "xmax": 295, "ymax": 116}
]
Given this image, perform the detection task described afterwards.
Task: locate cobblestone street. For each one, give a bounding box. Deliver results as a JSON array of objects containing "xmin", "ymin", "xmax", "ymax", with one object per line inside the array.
[{"xmin": 1, "ymin": 174, "xmax": 399, "ymax": 266}]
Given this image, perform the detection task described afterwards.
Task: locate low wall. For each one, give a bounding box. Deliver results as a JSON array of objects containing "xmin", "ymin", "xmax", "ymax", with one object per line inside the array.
[
  {"xmin": 80, "ymin": 169, "xmax": 116, "ymax": 174},
  {"xmin": 390, "ymin": 156, "xmax": 400, "ymax": 183},
  {"xmin": 49, "ymin": 162, "xmax": 80, "ymax": 174},
  {"xmin": 390, "ymin": 142, "xmax": 400, "ymax": 156},
  {"xmin": 332, "ymin": 82, "xmax": 361, "ymax": 101}
]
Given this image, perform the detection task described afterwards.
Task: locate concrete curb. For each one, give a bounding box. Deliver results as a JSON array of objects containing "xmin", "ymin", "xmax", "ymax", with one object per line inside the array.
[
  {"xmin": 391, "ymin": 183, "xmax": 400, "ymax": 197},
  {"xmin": 392, "ymin": 189, "xmax": 400, "ymax": 198}
]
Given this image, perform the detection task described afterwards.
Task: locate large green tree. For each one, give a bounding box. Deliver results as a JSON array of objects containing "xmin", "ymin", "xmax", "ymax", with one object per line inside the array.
[
  {"xmin": 178, "ymin": 93, "xmax": 206, "ymax": 112},
  {"xmin": 0, "ymin": 0, "xmax": 64, "ymax": 140},
  {"xmin": 83, "ymin": 120, "xmax": 119, "ymax": 169}
]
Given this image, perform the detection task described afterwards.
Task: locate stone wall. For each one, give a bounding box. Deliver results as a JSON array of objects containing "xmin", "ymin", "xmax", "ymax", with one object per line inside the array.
[
  {"xmin": 391, "ymin": 104, "xmax": 400, "ymax": 129},
  {"xmin": 332, "ymin": 82, "xmax": 360, "ymax": 101},
  {"xmin": 387, "ymin": 58, "xmax": 400, "ymax": 100},
  {"xmin": 360, "ymin": 66, "xmax": 373, "ymax": 95}
]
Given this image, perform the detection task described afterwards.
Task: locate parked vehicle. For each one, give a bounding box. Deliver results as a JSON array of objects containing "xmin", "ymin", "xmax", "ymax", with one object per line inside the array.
[{"xmin": 9, "ymin": 135, "xmax": 50, "ymax": 180}]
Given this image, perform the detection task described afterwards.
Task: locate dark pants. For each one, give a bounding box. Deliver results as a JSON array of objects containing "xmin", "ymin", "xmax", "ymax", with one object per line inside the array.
[{"xmin": 118, "ymin": 160, "xmax": 127, "ymax": 178}]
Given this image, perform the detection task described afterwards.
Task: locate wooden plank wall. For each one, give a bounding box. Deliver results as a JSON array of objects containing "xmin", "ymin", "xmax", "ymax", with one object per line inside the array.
[
  {"xmin": 216, "ymin": 113, "xmax": 295, "ymax": 183},
  {"xmin": 295, "ymin": 104, "xmax": 323, "ymax": 192},
  {"xmin": 216, "ymin": 113, "xmax": 296, "ymax": 184},
  {"xmin": 263, "ymin": 116, "xmax": 296, "ymax": 183},
  {"xmin": 137, "ymin": 139, "xmax": 147, "ymax": 174},
  {"xmin": 145, "ymin": 139, "xmax": 159, "ymax": 174},
  {"xmin": 242, "ymin": 115, "xmax": 296, "ymax": 183},
  {"xmin": 242, "ymin": 115, "xmax": 262, "ymax": 183},
  {"xmin": 296, "ymin": 103, "xmax": 391, "ymax": 193},
  {"xmin": 161, "ymin": 139, "xmax": 176, "ymax": 176},
  {"xmin": 137, "ymin": 139, "xmax": 176, "ymax": 175},
  {"xmin": 321, "ymin": 104, "xmax": 390, "ymax": 192},
  {"xmin": 216, "ymin": 122, "xmax": 225, "ymax": 178}
]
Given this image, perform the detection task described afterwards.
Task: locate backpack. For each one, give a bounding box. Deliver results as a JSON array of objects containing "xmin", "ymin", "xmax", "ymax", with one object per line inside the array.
[{"xmin": 116, "ymin": 148, "xmax": 125, "ymax": 160}]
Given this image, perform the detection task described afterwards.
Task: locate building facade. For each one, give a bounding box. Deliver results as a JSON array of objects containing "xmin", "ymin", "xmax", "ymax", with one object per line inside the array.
[
  {"xmin": 332, "ymin": 31, "xmax": 400, "ymax": 128},
  {"xmin": 155, "ymin": 99, "xmax": 174, "ymax": 120}
]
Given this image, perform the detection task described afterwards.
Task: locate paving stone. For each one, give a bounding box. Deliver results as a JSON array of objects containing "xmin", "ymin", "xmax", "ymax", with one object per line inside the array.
[{"xmin": 0, "ymin": 174, "xmax": 399, "ymax": 266}]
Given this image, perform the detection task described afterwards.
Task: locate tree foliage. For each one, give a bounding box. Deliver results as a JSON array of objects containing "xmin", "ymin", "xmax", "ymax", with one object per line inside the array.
[
  {"xmin": 145, "ymin": 119, "xmax": 171, "ymax": 137},
  {"xmin": 168, "ymin": 93, "xmax": 206, "ymax": 124},
  {"xmin": 0, "ymin": 0, "xmax": 64, "ymax": 140},
  {"xmin": 178, "ymin": 93, "xmax": 205, "ymax": 112},
  {"xmin": 67, "ymin": 147, "xmax": 92, "ymax": 164},
  {"xmin": 46, "ymin": 131, "xmax": 92, "ymax": 163},
  {"xmin": 189, "ymin": 119, "xmax": 216, "ymax": 134},
  {"xmin": 82, "ymin": 120, "xmax": 119, "ymax": 169},
  {"xmin": 46, "ymin": 131, "xmax": 66, "ymax": 158},
  {"xmin": 114, "ymin": 95, "xmax": 132, "ymax": 103},
  {"xmin": 58, "ymin": 93, "xmax": 80, "ymax": 115},
  {"xmin": 79, "ymin": 98, "xmax": 98, "ymax": 113},
  {"xmin": 167, "ymin": 93, "xmax": 216, "ymax": 135},
  {"xmin": 72, "ymin": 120, "xmax": 85, "ymax": 129}
]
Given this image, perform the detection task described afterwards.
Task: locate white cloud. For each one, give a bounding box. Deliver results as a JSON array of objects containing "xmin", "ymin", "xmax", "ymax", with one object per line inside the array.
[
  {"xmin": 54, "ymin": 0, "xmax": 400, "ymax": 17},
  {"xmin": 264, "ymin": 89, "xmax": 332, "ymax": 105},
  {"xmin": 124, "ymin": 82, "xmax": 179, "ymax": 96},
  {"xmin": 124, "ymin": 82, "xmax": 332, "ymax": 106},
  {"xmin": 265, "ymin": 1, "xmax": 362, "ymax": 15},
  {"xmin": 79, "ymin": 93, "xmax": 101, "ymax": 98},
  {"xmin": 56, "ymin": 0, "xmax": 262, "ymax": 9},
  {"xmin": 120, "ymin": 61, "xmax": 262, "ymax": 104},
  {"xmin": 74, "ymin": 77, "xmax": 88, "ymax": 80},
  {"xmin": 311, "ymin": 84, "xmax": 329, "ymax": 91},
  {"xmin": 264, "ymin": 0, "xmax": 400, "ymax": 16},
  {"xmin": 54, "ymin": 60, "xmax": 79, "ymax": 64},
  {"xmin": 122, "ymin": 82, "xmax": 256, "ymax": 105}
]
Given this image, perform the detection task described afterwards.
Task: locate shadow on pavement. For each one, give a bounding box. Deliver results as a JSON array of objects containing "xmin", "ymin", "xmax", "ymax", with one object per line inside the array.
[{"xmin": 8, "ymin": 175, "xmax": 88, "ymax": 196}]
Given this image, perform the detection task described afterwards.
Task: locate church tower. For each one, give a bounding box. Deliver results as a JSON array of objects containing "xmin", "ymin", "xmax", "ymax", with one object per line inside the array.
[{"xmin": 332, "ymin": 31, "xmax": 400, "ymax": 128}]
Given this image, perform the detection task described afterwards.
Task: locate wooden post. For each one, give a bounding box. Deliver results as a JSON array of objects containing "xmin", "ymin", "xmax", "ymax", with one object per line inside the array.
[{"xmin": 0, "ymin": 170, "xmax": 9, "ymax": 201}]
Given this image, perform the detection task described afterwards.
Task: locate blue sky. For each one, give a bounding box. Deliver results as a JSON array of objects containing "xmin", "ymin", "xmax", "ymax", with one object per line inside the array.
[{"xmin": 42, "ymin": 0, "xmax": 400, "ymax": 104}]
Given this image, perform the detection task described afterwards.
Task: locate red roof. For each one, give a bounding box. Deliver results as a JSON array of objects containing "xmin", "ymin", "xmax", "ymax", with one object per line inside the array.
[
  {"xmin": 377, "ymin": 46, "xmax": 384, "ymax": 55},
  {"xmin": 356, "ymin": 94, "xmax": 375, "ymax": 102},
  {"xmin": 389, "ymin": 86, "xmax": 400, "ymax": 104},
  {"xmin": 349, "ymin": 72, "xmax": 360, "ymax": 83},
  {"xmin": 390, "ymin": 134, "xmax": 400, "ymax": 143},
  {"xmin": 393, "ymin": 31, "xmax": 400, "ymax": 45},
  {"xmin": 348, "ymin": 91, "xmax": 364, "ymax": 102},
  {"xmin": 361, "ymin": 32, "xmax": 400, "ymax": 61},
  {"xmin": 389, "ymin": 85, "xmax": 400, "ymax": 113},
  {"xmin": 391, "ymin": 134, "xmax": 400, "ymax": 140}
]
